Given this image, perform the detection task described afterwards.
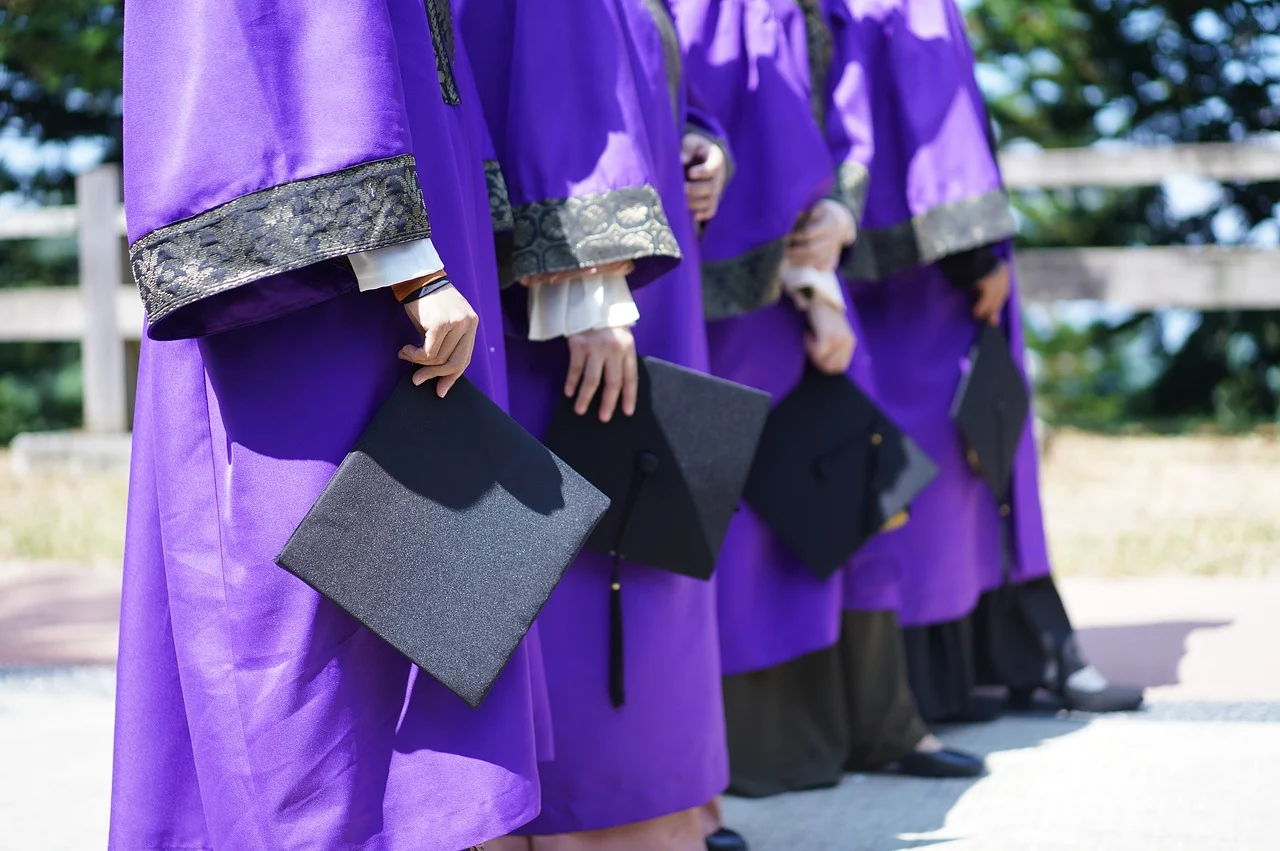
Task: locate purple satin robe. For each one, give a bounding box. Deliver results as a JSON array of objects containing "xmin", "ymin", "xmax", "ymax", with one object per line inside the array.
[
  {"xmin": 457, "ymin": 0, "xmax": 728, "ymax": 834},
  {"xmin": 673, "ymin": 0, "xmax": 902, "ymax": 676},
  {"xmin": 111, "ymin": 3, "xmax": 549, "ymax": 849},
  {"xmin": 842, "ymin": 0, "xmax": 1052, "ymax": 629}
]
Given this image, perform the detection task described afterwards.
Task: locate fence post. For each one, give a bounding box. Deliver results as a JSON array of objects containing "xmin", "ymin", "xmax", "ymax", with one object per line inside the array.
[{"xmin": 77, "ymin": 165, "xmax": 128, "ymax": 433}]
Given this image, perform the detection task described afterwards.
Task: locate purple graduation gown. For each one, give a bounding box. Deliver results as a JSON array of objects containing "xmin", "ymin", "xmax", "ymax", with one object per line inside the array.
[
  {"xmin": 456, "ymin": 0, "xmax": 728, "ymax": 834},
  {"xmin": 111, "ymin": 3, "xmax": 550, "ymax": 849},
  {"xmin": 842, "ymin": 0, "xmax": 1053, "ymax": 631},
  {"xmin": 674, "ymin": 0, "xmax": 902, "ymax": 677}
]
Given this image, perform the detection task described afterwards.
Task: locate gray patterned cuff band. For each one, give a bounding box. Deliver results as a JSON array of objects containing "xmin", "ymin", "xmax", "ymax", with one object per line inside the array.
[
  {"xmin": 830, "ymin": 161, "xmax": 870, "ymax": 224},
  {"xmin": 701, "ymin": 239, "xmax": 787, "ymax": 321},
  {"xmin": 131, "ymin": 154, "xmax": 430, "ymax": 329},
  {"xmin": 843, "ymin": 190, "xmax": 1016, "ymax": 282},
  {"xmin": 501, "ymin": 184, "xmax": 681, "ymax": 284},
  {"xmin": 485, "ymin": 160, "xmax": 515, "ymax": 233}
]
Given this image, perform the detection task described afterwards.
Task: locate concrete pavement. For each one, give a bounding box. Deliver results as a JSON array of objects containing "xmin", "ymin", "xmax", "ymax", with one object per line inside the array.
[{"xmin": 3, "ymin": 569, "xmax": 1279, "ymax": 850}]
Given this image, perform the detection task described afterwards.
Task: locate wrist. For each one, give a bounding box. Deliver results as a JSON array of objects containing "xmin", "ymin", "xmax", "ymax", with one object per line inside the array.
[
  {"xmin": 782, "ymin": 265, "xmax": 847, "ymax": 313},
  {"xmin": 818, "ymin": 199, "xmax": 857, "ymax": 246},
  {"xmin": 394, "ymin": 270, "xmax": 451, "ymax": 304}
]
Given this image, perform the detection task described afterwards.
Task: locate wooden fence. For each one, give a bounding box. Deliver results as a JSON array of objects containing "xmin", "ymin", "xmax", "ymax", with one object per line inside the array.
[{"xmin": 1, "ymin": 141, "xmax": 1279, "ymax": 433}]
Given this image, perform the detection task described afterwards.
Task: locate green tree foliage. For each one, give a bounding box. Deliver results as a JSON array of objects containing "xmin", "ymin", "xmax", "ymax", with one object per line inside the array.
[
  {"xmin": 2, "ymin": 1, "xmax": 1279, "ymax": 438},
  {"xmin": 0, "ymin": 0, "xmax": 123, "ymax": 199},
  {"xmin": 968, "ymin": 0, "xmax": 1280, "ymax": 426},
  {"xmin": 1, "ymin": 1, "xmax": 121, "ymax": 441}
]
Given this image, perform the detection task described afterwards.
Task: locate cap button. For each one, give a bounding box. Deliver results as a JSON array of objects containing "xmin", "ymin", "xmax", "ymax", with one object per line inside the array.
[
  {"xmin": 870, "ymin": 433, "xmax": 883, "ymax": 445},
  {"xmin": 635, "ymin": 451, "xmax": 660, "ymax": 474},
  {"xmin": 999, "ymin": 503, "xmax": 1011, "ymax": 517}
]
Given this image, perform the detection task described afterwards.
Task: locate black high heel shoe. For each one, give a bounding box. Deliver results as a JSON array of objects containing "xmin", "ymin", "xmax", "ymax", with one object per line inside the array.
[{"xmin": 1030, "ymin": 637, "xmax": 1145, "ymax": 713}]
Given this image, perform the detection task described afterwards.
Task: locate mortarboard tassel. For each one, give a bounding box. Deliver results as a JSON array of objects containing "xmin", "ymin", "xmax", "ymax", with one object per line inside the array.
[
  {"xmin": 607, "ymin": 450, "xmax": 660, "ymax": 708},
  {"xmin": 609, "ymin": 557, "xmax": 625, "ymax": 707}
]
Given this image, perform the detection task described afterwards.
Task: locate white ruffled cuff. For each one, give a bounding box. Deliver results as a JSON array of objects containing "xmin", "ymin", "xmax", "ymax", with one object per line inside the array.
[
  {"xmin": 349, "ymin": 238, "xmax": 445, "ymax": 291},
  {"xmin": 781, "ymin": 264, "xmax": 847, "ymax": 312},
  {"xmin": 527, "ymin": 272, "xmax": 640, "ymax": 342}
]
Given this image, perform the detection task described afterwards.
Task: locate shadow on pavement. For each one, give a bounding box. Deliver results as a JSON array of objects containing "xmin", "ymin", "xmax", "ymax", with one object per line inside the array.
[
  {"xmin": 723, "ymin": 713, "xmax": 1091, "ymax": 850},
  {"xmin": 1075, "ymin": 619, "xmax": 1232, "ymax": 690}
]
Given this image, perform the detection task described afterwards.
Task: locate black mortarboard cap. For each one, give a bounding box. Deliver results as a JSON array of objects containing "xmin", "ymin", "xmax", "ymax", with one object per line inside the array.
[
  {"xmin": 544, "ymin": 356, "xmax": 770, "ymax": 705},
  {"xmin": 544, "ymin": 356, "xmax": 772, "ymax": 580},
  {"xmin": 743, "ymin": 368, "xmax": 938, "ymax": 579},
  {"xmin": 277, "ymin": 374, "xmax": 610, "ymax": 709},
  {"xmin": 951, "ymin": 324, "xmax": 1031, "ymax": 500}
]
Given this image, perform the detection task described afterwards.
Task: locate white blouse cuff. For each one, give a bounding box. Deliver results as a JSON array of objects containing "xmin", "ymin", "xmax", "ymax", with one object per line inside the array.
[
  {"xmin": 349, "ymin": 238, "xmax": 445, "ymax": 291},
  {"xmin": 527, "ymin": 272, "xmax": 640, "ymax": 342},
  {"xmin": 781, "ymin": 264, "xmax": 847, "ymax": 312}
]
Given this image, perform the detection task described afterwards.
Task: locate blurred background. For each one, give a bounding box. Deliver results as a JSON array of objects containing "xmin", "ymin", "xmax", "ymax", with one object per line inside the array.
[{"xmin": 1, "ymin": 2, "xmax": 1279, "ymax": 849}]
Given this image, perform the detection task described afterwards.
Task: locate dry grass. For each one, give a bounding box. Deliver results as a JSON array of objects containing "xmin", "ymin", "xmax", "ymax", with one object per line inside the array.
[
  {"xmin": 1040, "ymin": 430, "xmax": 1280, "ymax": 578},
  {"xmin": 0, "ymin": 450, "xmax": 128, "ymax": 569},
  {"xmin": 2, "ymin": 433, "xmax": 1278, "ymax": 578}
]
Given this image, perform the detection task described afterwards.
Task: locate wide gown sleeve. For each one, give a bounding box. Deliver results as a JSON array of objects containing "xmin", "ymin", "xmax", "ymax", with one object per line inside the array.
[
  {"xmin": 455, "ymin": 0, "xmax": 684, "ymax": 290},
  {"xmin": 124, "ymin": 0, "xmax": 435, "ymax": 339},
  {"xmin": 671, "ymin": 0, "xmax": 835, "ymax": 319},
  {"xmin": 833, "ymin": 0, "xmax": 1015, "ymax": 281},
  {"xmin": 822, "ymin": 0, "xmax": 875, "ymax": 225}
]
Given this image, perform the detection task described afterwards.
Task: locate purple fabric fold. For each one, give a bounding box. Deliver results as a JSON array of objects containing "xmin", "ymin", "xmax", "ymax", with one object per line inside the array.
[
  {"xmin": 123, "ymin": 3, "xmax": 414, "ymax": 243},
  {"xmin": 674, "ymin": 0, "xmax": 833, "ymax": 265},
  {"xmin": 842, "ymin": 0, "xmax": 1001, "ymax": 232},
  {"xmin": 124, "ymin": 1, "xmax": 435, "ymax": 338},
  {"xmin": 458, "ymin": 0, "xmax": 727, "ymax": 834},
  {"xmin": 112, "ymin": 3, "xmax": 548, "ymax": 849},
  {"xmin": 842, "ymin": 0, "xmax": 1052, "ymax": 629},
  {"xmin": 680, "ymin": 0, "xmax": 898, "ymax": 675},
  {"xmin": 822, "ymin": 0, "xmax": 877, "ymax": 191},
  {"xmin": 458, "ymin": 0, "xmax": 686, "ymax": 289}
]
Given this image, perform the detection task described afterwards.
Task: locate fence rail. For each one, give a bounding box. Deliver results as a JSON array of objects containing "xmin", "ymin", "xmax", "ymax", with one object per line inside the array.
[
  {"xmin": 998, "ymin": 140, "xmax": 1280, "ymax": 189},
  {"xmin": 2, "ymin": 142, "xmax": 1280, "ymax": 433}
]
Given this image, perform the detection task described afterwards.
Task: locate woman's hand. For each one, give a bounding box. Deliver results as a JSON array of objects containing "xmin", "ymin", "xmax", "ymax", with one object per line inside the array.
[
  {"xmin": 564, "ymin": 326, "xmax": 639, "ymax": 422},
  {"xmin": 972, "ymin": 261, "xmax": 1010, "ymax": 326},
  {"xmin": 682, "ymin": 133, "xmax": 729, "ymax": 223},
  {"xmin": 786, "ymin": 200, "xmax": 856, "ymax": 272},
  {"xmin": 805, "ymin": 300, "xmax": 856, "ymax": 375},
  {"xmin": 399, "ymin": 283, "xmax": 479, "ymax": 397}
]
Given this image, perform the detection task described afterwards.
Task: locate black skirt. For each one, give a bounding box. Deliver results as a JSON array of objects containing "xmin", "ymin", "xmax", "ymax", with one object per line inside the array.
[
  {"xmin": 903, "ymin": 575, "xmax": 1076, "ymax": 721},
  {"xmin": 722, "ymin": 609, "xmax": 930, "ymax": 797}
]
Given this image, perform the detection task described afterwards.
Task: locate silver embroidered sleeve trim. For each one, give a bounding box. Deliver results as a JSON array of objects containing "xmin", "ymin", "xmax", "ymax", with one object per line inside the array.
[
  {"xmin": 641, "ymin": 0, "xmax": 683, "ymax": 120},
  {"xmin": 425, "ymin": 0, "xmax": 460, "ymax": 105},
  {"xmin": 485, "ymin": 160, "xmax": 515, "ymax": 233},
  {"xmin": 843, "ymin": 190, "xmax": 1016, "ymax": 282},
  {"xmin": 130, "ymin": 154, "xmax": 430, "ymax": 327},
  {"xmin": 798, "ymin": 0, "xmax": 834, "ymax": 130},
  {"xmin": 502, "ymin": 184, "xmax": 682, "ymax": 284},
  {"xmin": 830, "ymin": 160, "xmax": 870, "ymax": 223},
  {"xmin": 701, "ymin": 238, "xmax": 788, "ymax": 321}
]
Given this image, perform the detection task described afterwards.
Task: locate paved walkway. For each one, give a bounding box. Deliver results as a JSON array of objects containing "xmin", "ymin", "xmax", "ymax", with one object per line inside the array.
[{"xmin": 3, "ymin": 569, "xmax": 1279, "ymax": 850}]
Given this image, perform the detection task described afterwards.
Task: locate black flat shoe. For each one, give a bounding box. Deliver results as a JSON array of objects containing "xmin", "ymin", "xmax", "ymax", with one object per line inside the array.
[
  {"xmin": 896, "ymin": 747, "xmax": 986, "ymax": 779},
  {"xmin": 939, "ymin": 693, "xmax": 1006, "ymax": 724},
  {"xmin": 707, "ymin": 827, "xmax": 749, "ymax": 851}
]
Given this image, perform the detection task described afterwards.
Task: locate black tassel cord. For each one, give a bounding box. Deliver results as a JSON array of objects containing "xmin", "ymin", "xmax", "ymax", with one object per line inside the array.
[{"xmin": 608, "ymin": 450, "xmax": 659, "ymax": 708}]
